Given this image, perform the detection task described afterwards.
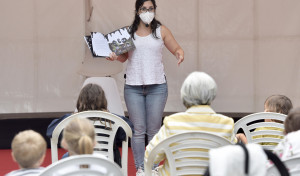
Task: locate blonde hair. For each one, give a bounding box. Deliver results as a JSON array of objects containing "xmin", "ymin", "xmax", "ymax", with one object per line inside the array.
[
  {"xmin": 11, "ymin": 130, "xmax": 46, "ymax": 168},
  {"xmin": 63, "ymin": 118, "xmax": 95, "ymax": 155}
]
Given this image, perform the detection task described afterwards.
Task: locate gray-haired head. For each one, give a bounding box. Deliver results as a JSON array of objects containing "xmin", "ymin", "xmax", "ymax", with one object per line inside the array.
[{"xmin": 180, "ymin": 72, "xmax": 217, "ymax": 108}]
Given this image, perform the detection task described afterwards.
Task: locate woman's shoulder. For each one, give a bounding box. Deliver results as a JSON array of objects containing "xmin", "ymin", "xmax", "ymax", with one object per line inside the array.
[
  {"xmin": 160, "ymin": 25, "xmax": 167, "ymax": 32},
  {"xmin": 160, "ymin": 24, "xmax": 166, "ymax": 29},
  {"xmin": 160, "ymin": 25, "xmax": 171, "ymax": 38}
]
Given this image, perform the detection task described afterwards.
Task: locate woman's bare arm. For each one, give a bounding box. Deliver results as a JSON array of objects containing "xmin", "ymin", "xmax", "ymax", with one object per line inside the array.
[{"xmin": 161, "ymin": 25, "xmax": 184, "ymax": 66}]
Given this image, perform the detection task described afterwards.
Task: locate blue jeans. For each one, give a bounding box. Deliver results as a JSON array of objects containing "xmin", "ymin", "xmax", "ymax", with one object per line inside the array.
[{"xmin": 124, "ymin": 83, "xmax": 168, "ymax": 170}]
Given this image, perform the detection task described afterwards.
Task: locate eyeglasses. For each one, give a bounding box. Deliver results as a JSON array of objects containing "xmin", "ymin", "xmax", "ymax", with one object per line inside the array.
[{"xmin": 140, "ymin": 7, "xmax": 154, "ymax": 13}]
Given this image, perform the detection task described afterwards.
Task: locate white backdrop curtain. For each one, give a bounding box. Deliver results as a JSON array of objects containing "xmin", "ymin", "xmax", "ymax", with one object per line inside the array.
[{"xmin": 0, "ymin": 0, "xmax": 299, "ymax": 114}]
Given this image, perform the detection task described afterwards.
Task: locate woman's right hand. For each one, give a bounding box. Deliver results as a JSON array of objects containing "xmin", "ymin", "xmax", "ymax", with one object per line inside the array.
[{"xmin": 106, "ymin": 52, "xmax": 118, "ymax": 61}]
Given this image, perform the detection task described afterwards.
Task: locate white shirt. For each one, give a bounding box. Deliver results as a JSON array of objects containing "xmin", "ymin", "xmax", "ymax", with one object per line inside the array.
[
  {"xmin": 273, "ymin": 130, "xmax": 300, "ymax": 160},
  {"xmin": 126, "ymin": 26, "xmax": 165, "ymax": 85}
]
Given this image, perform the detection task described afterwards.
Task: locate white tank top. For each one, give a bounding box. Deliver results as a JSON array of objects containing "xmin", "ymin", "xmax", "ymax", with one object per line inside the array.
[{"xmin": 125, "ymin": 26, "xmax": 165, "ymax": 85}]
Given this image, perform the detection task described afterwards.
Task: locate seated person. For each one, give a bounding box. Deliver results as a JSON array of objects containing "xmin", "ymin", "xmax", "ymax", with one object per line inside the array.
[
  {"xmin": 145, "ymin": 71, "xmax": 237, "ymax": 176},
  {"xmin": 61, "ymin": 117, "xmax": 106, "ymax": 158},
  {"xmin": 46, "ymin": 83, "xmax": 133, "ymax": 166},
  {"xmin": 236, "ymin": 95, "xmax": 293, "ymax": 145},
  {"xmin": 6, "ymin": 130, "xmax": 47, "ymax": 176},
  {"xmin": 273, "ymin": 107, "xmax": 300, "ymax": 160}
]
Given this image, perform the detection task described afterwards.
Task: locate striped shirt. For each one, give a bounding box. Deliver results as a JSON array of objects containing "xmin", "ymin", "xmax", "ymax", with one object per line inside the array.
[
  {"xmin": 5, "ymin": 167, "xmax": 44, "ymax": 176},
  {"xmin": 145, "ymin": 105, "xmax": 236, "ymax": 176},
  {"xmin": 253, "ymin": 127, "xmax": 284, "ymax": 146}
]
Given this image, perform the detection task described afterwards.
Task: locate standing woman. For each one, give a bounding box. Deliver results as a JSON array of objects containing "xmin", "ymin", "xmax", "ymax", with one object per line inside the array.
[{"xmin": 107, "ymin": 0, "xmax": 184, "ymax": 174}]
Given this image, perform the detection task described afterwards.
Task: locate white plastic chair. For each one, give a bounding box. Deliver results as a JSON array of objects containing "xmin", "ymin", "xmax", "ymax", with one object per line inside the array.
[
  {"xmin": 267, "ymin": 156, "xmax": 300, "ymax": 176},
  {"xmin": 50, "ymin": 111, "xmax": 132, "ymax": 176},
  {"xmin": 144, "ymin": 131, "xmax": 233, "ymax": 176},
  {"xmin": 234, "ymin": 112, "xmax": 287, "ymax": 150},
  {"xmin": 82, "ymin": 77, "xmax": 125, "ymax": 116},
  {"xmin": 39, "ymin": 154, "xmax": 123, "ymax": 176}
]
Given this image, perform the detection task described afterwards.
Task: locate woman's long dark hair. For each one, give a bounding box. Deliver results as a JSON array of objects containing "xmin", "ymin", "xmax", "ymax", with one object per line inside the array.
[{"xmin": 129, "ymin": 0, "xmax": 162, "ymax": 39}]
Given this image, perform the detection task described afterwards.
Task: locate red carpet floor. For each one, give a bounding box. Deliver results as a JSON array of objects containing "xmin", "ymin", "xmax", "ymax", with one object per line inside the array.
[{"xmin": 0, "ymin": 148, "xmax": 136, "ymax": 176}]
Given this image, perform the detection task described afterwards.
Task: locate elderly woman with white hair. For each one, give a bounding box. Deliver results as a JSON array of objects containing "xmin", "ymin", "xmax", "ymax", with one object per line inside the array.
[{"xmin": 144, "ymin": 71, "xmax": 237, "ymax": 176}]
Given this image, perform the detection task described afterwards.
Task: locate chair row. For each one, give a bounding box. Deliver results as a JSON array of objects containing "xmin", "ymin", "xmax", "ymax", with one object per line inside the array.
[
  {"xmin": 49, "ymin": 110, "xmax": 287, "ymax": 176},
  {"xmin": 144, "ymin": 111, "xmax": 288, "ymax": 176},
  {"xmin": 144, "ymin": 131, "xmax": 300, "ymax": 176}
]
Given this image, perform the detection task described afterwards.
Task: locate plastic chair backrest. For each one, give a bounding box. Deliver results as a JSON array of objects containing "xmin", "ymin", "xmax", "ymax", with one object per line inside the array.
[
  {"xmin": 39, "ymin": 154, "xmax": 123, "ymax": 176},
  {"xmin": 50, "ymin": 111, "xmax": 132, "ymax": 176},
  {"xmin": 267, "ymin": 157, "xmax": 300, "ymax": 176},
  {"xmin": 234, "ymin": 112, "xmax": 286, "ymax": 150},
  {"xmin": 82, "ymin": 77, "xmax": 124, "ymax": 116},
  {"xmin": 144, "ymin": 131, "xmax": 233, "ymax": 176}
]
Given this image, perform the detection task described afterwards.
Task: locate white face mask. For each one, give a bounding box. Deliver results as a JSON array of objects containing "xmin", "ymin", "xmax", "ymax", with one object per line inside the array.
[{"xmin": 139, "ymin": 12, "xmax": 155, "ymax": 25}]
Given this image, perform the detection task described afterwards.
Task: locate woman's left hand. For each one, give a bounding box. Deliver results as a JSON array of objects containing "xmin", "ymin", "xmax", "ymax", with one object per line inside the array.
[{"xmin": 175, "ymin": 50, "xmax": 184, "ymax": 66}]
